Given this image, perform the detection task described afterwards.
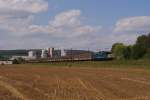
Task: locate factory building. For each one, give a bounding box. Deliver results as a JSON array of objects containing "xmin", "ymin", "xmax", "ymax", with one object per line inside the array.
[
  {"xmin": 11, "ymin": 51, "xmax": 37, "ymax": 61},
  {"xmin": 5, "ymin": 48, "xmax": 113, "ymax": 63},
  {"xmin": 61, "ymin": 49, "xmax": 66, "ymax": 57},
  {"xmin": 41, "ymin": 49, "xmax": 48, "ymax": 58},
  {"xmin": 47, "ymin": 48, "xmax": 54, "ymax": 58},
  {"xmin": 0, "ymin": 61, "xmax": 13, "ymax": 65},
  {"xmin": 11, "ymin": 56, "xmax": 29, "ymax": 61},
  {"xmin": 53, "ymin": 50, "xmax": 61, "ymax": 58},
  {"xmin": 41, "ymin": 48, "xmax": 67, "ymax": 59},
  {"xmin": 28, "ymin": 51, "xmax": 37, "ymax": 59}
]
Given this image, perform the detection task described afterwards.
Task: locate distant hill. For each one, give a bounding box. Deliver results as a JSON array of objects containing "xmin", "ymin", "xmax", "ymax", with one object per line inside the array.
[
  {"xmin": 0, "ymin": 49, "xmax": 92, "ymax": 57},
  {"xmin": 0, "ymin": 49, "xmax": 41, "ymax": 57},
  {"xmin": 0, "ymin": 49, "xmax": 92, "ymax": 61}
]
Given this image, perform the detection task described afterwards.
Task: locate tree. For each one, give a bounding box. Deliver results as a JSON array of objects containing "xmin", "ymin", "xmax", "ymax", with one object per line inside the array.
[
  {"xmin": 111, "ymin": 43, "xmax": 124, "ymax": 53},
  {"xmin": 111, "ymin": 33, "xmax": 150, "ymax": 60},
  {"xmin": 132, "ymin": 33, "xmax": 150, "ymax": 59},
  {"xmin": 12, "ymin": 59, "xmax": 19, "ymax": 64},
  {"xmin": 136, "ymin": 33, "xmax": 150, "ymax": 50},
  {"xmin": 131, "ymin": 44, "xmax": 146, "ymax": 59},
  {"xmin": 123, "ymin": 46, "xmax": 132, "ymax": 59},
  {"xmin": 111, "ymin": 43, "xmax": 126, "ymax": 60},
  {"xmin": 143, "ymin": 48, "xmax": 150, "ymax": 59},
  {"xmin": 12, "ymin": 58, "xmax": 26, "ymax": 64}
]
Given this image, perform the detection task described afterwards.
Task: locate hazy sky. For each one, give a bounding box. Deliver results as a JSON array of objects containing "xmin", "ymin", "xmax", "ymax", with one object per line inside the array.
[{"xmin": 0, "ymin": 0, "xmax": 150, "ymax": 50}]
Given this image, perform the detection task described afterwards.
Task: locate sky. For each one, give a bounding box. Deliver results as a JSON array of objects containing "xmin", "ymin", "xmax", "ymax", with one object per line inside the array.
[{"xmin": 0, "ymin": 0, "xmax": 150, "ymax": 50}]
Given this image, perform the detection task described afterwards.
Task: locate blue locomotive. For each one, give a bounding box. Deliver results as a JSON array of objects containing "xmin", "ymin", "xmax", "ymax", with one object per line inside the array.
[{"xmin": 92, "ymin": 51, "xmax": 113, "ymax": 61}]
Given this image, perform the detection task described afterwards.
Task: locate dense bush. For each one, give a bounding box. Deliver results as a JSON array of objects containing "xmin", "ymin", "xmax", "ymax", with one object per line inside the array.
[
  {"xmin": 12, "ymin": 58, "xmax": 26, "ymax": 64},
  {"xmin": 12, "ymin": 59, "xmax": 19, "ymax": 64}
]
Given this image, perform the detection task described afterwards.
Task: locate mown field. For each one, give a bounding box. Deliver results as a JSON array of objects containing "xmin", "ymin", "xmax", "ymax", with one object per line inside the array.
[{"xmin": 0, "ymin": 60, "xmax": 150, "ymax": 100}]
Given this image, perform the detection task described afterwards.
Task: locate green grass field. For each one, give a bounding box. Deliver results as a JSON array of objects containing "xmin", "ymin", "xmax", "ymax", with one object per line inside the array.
[{"xmin": 10, "ymin": 59, "xmax": 150, "ymax": 69}]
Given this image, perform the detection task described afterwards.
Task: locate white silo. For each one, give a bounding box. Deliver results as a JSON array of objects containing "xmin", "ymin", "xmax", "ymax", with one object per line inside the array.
[
  {"xmin": 41, "ymin": 49, "xmax": 48, "ymax": 58},
  {"xmin": 28, "ymin": 51, "xmax": 37, "ymax": 58},
  {"xmin": 47, "ymin": 48, "xmax": 54, "ymax": 58},
  {"xmin": 61, "ymin": 49, "xmax": 66, "ymax": 57}
]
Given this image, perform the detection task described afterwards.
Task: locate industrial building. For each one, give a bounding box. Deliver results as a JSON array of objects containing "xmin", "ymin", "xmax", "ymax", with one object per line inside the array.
[
  {"xmin": 47, "ymin": 48, "xmax": 54, "ymax": 57},
  {"xmin": 40, "ymin": 48, "xmax": 66, "ymax": 59},
  {"xmin": 11, "ymin": 51, "xmax": 37, "ymax": 61},
  {"xmin": 28, "ymin": 51, "xmax": 37, "ymax": 59},
  {"xmin": 0, "ymin": 61, "xmax": 13, "ymax": 65},
  {"xmin": 41, "ymin": 49, "xmax": 48, "ymax": 58},
  {"xmin": 0, "ymin": 48, "xmax": 113, "ymax": 63},
  {"xmin": 61, "ymin": 49, "xmax": 66, "ymax": 57},
  {"xmin": 10, "ymin": 56, "xmax": 29, "ymax": 61}
]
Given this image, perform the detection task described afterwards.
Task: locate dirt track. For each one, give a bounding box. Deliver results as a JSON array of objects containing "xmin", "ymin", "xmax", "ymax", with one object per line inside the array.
[{"xmin": 0, "ymin": 66, "xmax": 150, "ymax": 100}]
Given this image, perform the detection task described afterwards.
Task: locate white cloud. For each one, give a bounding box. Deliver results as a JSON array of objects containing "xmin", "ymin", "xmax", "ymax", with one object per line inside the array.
[
  {"xmin": 0, "ymin": 9, "xmax": 103, "ymax": 49},
  {"xmin": 0, "ymin": 9, "xmax": 100, "ymax": 38},
  {"xmin": 0, "ymin": 0, "xmax": 48, "ymax": 13},
  {"xmin": 0, "ymin": 15, "xmax": 34, "ymax": 34},
  {"xmin": 0, "ymin": 5, "xmax": 148, "ymax": 50},
  {"xmin": 114, "ymin": 16, "xmax": 150, "ymax": 33},
  {"xmin": 47, "ymin": 10, "xmax": 101, "ymax": 37},
  {"xmin": 50, "ymin": 10, "xmax": 81, "ymax": 27},
  {"xmin": 0, "ymin": 0, "xmax": 48, "ymax": 36},
  {"xmin": 75, "ymin": 25, "xmax": 101, "ymax": 34},
  {"xmin": 29, "ymin": 10, "xmax": 101, "ymax": 38}
]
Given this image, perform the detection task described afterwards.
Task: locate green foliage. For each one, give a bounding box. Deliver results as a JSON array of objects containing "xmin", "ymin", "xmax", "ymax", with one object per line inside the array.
[
  {"xmin": 131, "ymin": 44, "xmax": 146, "ymax": 59},
  {"xmin": 111, "ymin": 43, "xmax": 126, "ymax": 60},
  {"xmin": 143, "ymin": 48, "xmax": 150, "ymax": 59},
  {"xmin": 111, "ymin": 43, "xmax": 123, "ymax": 52},
  {"xmin": 111, "ymin": 33, "xmax": 150, "ymax": 60},
  {"xmin": 123, "ymin": 46, "xmax": 132, "ymax": 59},
  {"xmin": 132, "ymin": 33, "xmax": 150, "ymax": 59},
  {"xmin": 143, "ymin": 53, "xmax": 150, "ymax": 59},
  {"xmin": 18, "ymin": 58, "xmax": 26, "ymax": 63},
  {"xmin": 12, "ymin": 59, "xmax": 19, "ymax": 64},
  {"xmin": 12, "ymin": 58, "xmax": 26, "ymax": 64},
  {"xmin": 136, "ymin": 33, "xmax": 150, "ymax": 49},
  {"xmin": 23, "ymin": 60, "xmax": 150, "ymax": 69}
]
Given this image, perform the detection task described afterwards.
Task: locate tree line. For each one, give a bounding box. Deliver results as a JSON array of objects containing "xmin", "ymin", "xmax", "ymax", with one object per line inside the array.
[{"xmin": 111, "ymin": 33, "xmax": 150, "ymax": 60}]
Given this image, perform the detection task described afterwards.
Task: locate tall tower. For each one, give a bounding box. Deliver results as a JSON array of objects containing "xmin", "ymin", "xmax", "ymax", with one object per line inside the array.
[
  {"xmin": 41, "ymin": 49, "xmax": 48, "ymax": 58},
  {"xmin": 61, "ymin": 49, "xmax": 66, "ymax": 57},
  {"xmin": 47, "ymin": 48, "xmax": 54, "ymax": 58},
  {"xmin": 28, "ymin": 51, "xmax": 37, "ymax": 59}
]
